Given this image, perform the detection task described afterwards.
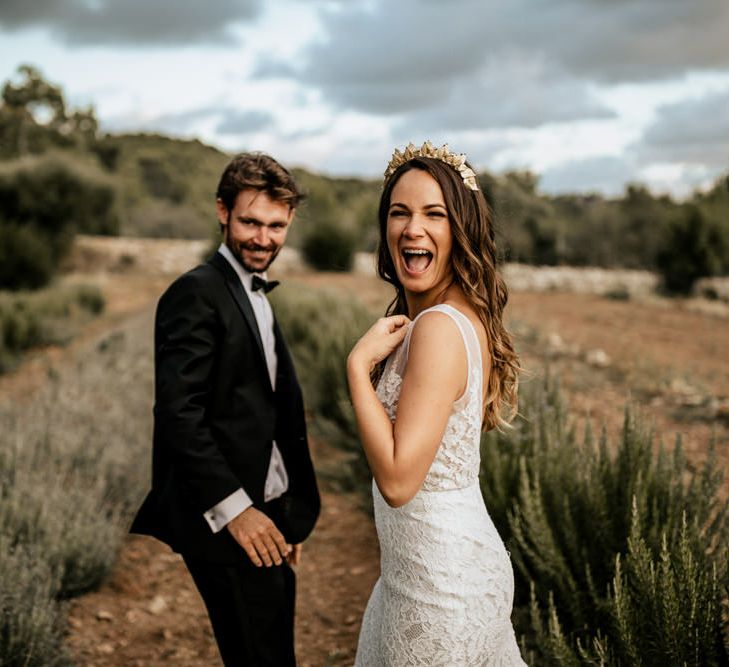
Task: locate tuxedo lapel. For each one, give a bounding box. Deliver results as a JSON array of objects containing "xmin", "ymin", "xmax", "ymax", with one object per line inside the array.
[
  {"xmin": 208, "ymin": 252, "xmax": 272, "ymax": 392},
  {"xmin": 273, "ymin": 318, "xmax": 296, "ymax": 390}
]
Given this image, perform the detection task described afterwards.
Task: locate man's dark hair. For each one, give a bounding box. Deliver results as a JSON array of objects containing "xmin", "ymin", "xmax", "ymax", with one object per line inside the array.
[{"xmin": 216, "ymin": 152, "xmax": 304, "ymax": 214}]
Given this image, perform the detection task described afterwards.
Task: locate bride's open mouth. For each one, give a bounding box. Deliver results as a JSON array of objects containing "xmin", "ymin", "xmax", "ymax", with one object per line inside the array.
[{"xmin": 401, "ymin": 248, "xmax": 433, "ymax": 275}]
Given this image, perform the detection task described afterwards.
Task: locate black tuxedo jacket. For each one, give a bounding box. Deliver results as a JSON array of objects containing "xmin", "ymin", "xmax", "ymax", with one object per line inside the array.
[{"xmin": 131, "ymin": 252, "xmax": 320, "ymax": 563}]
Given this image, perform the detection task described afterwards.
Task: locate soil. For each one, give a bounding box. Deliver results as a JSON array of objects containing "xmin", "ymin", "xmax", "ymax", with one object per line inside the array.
[{"xmin": 2, "ymin": 237, "xmax": 727, "ymax": 665}]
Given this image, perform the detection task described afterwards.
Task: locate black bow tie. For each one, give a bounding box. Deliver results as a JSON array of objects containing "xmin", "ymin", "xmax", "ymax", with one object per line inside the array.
[{"xmin": 251, "ymin": 275, "xmax": 280, "ymax": 293}]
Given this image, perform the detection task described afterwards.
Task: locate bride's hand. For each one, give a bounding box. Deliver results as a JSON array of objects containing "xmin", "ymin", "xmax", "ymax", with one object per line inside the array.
[{"xmin": 348, "ymin": 315, "xmax": 411, "ymax": 373}]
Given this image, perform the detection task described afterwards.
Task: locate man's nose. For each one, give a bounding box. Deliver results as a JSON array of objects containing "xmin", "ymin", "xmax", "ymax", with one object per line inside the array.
[{"xmin": 254, "ymin": 225, "xmax": 270, "ymax": 245}]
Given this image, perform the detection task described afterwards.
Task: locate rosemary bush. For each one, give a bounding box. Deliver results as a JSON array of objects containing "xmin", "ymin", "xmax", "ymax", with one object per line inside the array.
[{"xmin": 481, "ymin": 377, "xmax": 728, "ymax": 665}]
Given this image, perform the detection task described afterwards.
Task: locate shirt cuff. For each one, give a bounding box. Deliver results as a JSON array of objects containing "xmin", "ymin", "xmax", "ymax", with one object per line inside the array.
[{"xmin": 203, "ymin": 488, "xmax": 253, "ymax": 533}]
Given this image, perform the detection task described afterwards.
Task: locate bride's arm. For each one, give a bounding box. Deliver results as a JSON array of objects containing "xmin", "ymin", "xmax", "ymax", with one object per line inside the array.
[{"xmin": 347, "ymin": 311, "xmax": 466, "ymax": 507}]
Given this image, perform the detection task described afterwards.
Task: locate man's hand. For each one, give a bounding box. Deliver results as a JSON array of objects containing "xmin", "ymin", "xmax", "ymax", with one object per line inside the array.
[
  {"xmin": 286, "ymin": 544, "xmax": 302, "ymax": 567},
  {"xmin": 226, "ymin": 506, "xmax": 291, "ymax": 567}
]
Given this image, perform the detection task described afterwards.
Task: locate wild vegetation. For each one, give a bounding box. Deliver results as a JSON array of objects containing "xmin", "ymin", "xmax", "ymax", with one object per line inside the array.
[
  {"xmin": 0, "ymin": 157, "xmax": 118, "ymax": 290},
  {"xmin": 0, "ymin": 316, "xmax": 152, "ymax": 666},
  {"xmin": 0, "ymin": 284, "xmax": 105, "ymax": 372},
  {"xmin": 480, "ymin": 379, "xmax": 728, "ymax": 665}
]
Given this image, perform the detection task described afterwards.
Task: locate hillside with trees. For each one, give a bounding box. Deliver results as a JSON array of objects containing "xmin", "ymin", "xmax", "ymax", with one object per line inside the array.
[{"xmin": 1, "ymin": 64, "xmax": 728, "ymax": 294}]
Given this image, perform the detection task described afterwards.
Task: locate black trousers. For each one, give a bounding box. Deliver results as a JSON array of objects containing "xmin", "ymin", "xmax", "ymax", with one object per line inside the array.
[{"xmin": 183, "ymin": 555, "xmax": 296, "ymax": 667}]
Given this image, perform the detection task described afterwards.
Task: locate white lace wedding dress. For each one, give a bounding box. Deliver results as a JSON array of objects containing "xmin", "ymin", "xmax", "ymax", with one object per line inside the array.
[{"xmin": 355, "ymin": 304, "xmax": 527, "ymax": 666}]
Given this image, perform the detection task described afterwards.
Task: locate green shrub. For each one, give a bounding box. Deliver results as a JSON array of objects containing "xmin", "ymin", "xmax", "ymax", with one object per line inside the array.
[
  {"xmin": 0, "ymin": 158, "xmax": 118, "ymax": 252},
  {"xmin": 603, "ymin": 285, "xmax": 631, "ymax": 301},
  {"xmin": 90, "ymin": 137, "xmax": 121, "ymax": 171},
  {"xmin": 0, "ymin": 223, "xmax": 55, "ymax": 289},
  {"xmin": 74, "ymin": 284, "xmax": 105, "ymax": 314},
  {"xmin": 0, "ymin": 538, "xmax": 68, "ymax": 667},
  {"xmin": 0, "ymin": 284, "xmax": 105, "ymax": 372},
  {"xmin": 137, "ymin": 156, "xmax": 186, "ymax": 203},
  {"xmin": 480, "ymin": 378, "xmax": 728, "ymax": 664},
  {"xmin": 0, "ymin": 157, "xmax": 118, "ymax": 290},
  {"xmin": 301, "ymin": 220, "xmax": 357, "ymax": 272},
  {"xmin": 656, "ymin": 205, "xmax": 727, "ymax": 295},
  {"xmin": 0, "ymin": 301, "xmax": 43, "ymax": 353}
]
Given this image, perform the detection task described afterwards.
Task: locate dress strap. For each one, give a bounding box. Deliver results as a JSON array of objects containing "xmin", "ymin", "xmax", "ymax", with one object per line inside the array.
[{"xmin": 403, "ymin": 304, "xmax": 483, "ymax": 405}]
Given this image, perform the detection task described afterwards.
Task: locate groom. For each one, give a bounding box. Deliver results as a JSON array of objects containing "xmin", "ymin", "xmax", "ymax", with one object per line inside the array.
[{"xmin": 131, "ymin": 152, "xmax": 320, "ymax": 666}]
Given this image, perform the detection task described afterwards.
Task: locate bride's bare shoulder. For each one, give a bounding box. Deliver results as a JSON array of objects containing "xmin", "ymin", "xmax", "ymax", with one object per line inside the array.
[{"xmin": 407, "ymin": 308, "xmax": 468, "ymax": 362}]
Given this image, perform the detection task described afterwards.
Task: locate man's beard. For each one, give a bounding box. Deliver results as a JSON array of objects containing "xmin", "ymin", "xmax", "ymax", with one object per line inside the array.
[{"xmin": 227, "ymin": 237, "xmax": 281, "ymax": 273}]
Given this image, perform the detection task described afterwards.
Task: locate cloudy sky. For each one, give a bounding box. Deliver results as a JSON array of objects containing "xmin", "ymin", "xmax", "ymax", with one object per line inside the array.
[{"xmin": 1, "ymin": 0, "xmax": 728, "ymax": 197}]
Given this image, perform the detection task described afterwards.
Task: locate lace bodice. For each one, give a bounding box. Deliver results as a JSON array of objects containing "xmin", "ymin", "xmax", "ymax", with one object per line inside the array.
[{"xmin": 375, "ymin": 303, "xmax": 484, "ymax": 491}]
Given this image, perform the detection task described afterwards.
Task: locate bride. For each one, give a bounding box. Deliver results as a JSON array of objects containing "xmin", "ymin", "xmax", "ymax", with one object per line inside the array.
[{"xmin": 347, "ymin": 142, "xmax": 526, "ymax": 665}]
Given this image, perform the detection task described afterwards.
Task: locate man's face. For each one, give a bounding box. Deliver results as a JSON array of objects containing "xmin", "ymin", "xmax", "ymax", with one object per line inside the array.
[{"xmin": 217, "ymin": 189, "xmax": 294, "ymax": 273}]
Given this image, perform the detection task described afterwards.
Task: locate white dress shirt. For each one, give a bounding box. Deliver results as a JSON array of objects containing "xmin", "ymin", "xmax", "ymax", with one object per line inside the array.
[{"xmin": 202, "ymin": 243, "xmax": 289, "ymax": 533}]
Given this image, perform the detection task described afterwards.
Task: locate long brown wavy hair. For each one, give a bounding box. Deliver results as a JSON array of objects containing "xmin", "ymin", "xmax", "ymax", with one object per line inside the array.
[{"xmin": 376, "ymin": 156, "xmax": 520, "ymax": 431}]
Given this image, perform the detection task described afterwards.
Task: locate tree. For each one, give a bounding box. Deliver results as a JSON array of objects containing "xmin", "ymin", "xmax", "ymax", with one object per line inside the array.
[
  {"xmin": 0, "ymin": 157, "xmax": 118, "ymax": 290},
  {"xmin": 0, "ymin": 64, "xmax": 98, "ymax": 158},
  {"xmin": 656, "ymin": 205, "xmax": 726, "ymax": 295}
]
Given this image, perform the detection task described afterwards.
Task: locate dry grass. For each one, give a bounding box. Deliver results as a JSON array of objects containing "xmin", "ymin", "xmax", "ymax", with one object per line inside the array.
[{"xmin": 0, "ymin": 312, "xmax": 153, "ymax": 664}]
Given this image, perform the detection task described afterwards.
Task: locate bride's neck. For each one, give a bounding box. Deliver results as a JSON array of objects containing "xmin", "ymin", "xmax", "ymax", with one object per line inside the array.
[{"xmin": 405, "ymin": 282, "xmax": 459, "ymax": 318}]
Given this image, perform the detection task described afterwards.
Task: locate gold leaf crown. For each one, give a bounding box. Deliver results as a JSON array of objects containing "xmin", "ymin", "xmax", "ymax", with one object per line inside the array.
[{"xmin": 384, "ymin": 141, "xmax": 479, "ymax": 191}]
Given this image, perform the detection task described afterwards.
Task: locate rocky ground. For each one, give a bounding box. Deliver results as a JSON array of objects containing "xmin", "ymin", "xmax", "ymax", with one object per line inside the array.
[{"xmin": 3, "ymin": 236, "xmax": 727, "ymax": 665}]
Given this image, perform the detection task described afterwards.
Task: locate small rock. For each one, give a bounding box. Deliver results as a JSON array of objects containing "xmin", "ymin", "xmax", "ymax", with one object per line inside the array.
[
  {"xmin": 668, "ymin": 378, "xmax": 698, "ymax": 395},
  {"xmin": 586, "ymin": 348, "xmax": 610, "ymax": 368},
  {"xmin": 546, "ymin": 333, "xmax": 565, "ymax": 354},
  {"xmin": 160, "ymin": 553, "xmax": 182, "ymax": 563},
  {"xmin": 96, "ymin": 610, "xmax": 113, "ymax": 622},
  {"xmin": 349, "ymin": 565, "xmax": 366, "ymax": 576},
  {"xmin": 125, "ymin": 609, "xmax": 140, "ymax": 624},
  {"xmin": 679, "ymin": 393, "xmax": 705, "ymax": 407},
  {"xmin": 67, "ymin": 616, "xmax": 83, "ymax": 629},
  {"xmin": 148, "ymin": 595, "xmax": 167, "ymax": 615},
  {"xmin": 344, "ymin": 614, "xmax": 358, "ymax": 625},
  {"xmin": 97, "ymin": 642, "xmax": 115, "ymax": 655}
]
